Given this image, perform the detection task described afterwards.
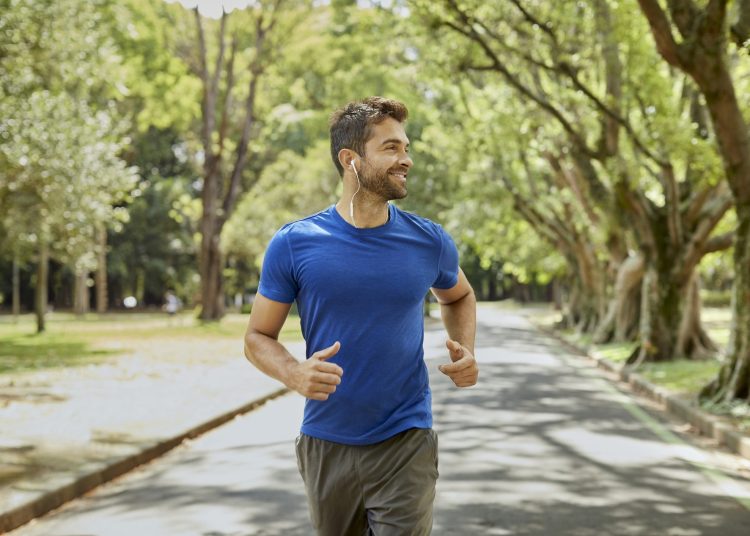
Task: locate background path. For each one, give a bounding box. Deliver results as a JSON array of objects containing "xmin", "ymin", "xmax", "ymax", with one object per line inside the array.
[{"xmin": 10, "ymin": 305, "xmax": 750, "ymax": 535}]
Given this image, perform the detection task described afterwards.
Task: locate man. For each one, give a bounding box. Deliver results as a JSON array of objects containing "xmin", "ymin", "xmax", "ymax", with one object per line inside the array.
[{"xmin": 243, "ymin": 96, "xmax": 478, "ymax": 535}]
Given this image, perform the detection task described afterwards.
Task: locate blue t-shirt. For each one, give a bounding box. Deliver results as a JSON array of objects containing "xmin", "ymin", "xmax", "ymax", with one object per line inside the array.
[{"xmin": 258, "ymin": 203, "xmax": 459, "ymax": 445}]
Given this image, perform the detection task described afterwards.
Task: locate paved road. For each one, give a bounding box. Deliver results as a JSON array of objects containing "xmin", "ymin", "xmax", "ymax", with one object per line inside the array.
[{"xmin": 10, "ymin": 306, "xmax": 750, "ymax": 535}]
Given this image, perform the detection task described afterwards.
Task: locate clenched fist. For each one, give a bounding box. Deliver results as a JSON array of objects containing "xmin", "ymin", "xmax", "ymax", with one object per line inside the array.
[
  {"xmin": 288, "ymin": 341, "xmax": 343, "ymax": 401},
  {"xmin": 439, "ymin": 339, "xmax": 478, "ymax": 387}
]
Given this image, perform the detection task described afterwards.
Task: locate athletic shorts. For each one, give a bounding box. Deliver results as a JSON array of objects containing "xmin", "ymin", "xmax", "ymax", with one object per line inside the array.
[{"xmin": 295, "ymin": 427, "xmax": 439, "ymax": 536}]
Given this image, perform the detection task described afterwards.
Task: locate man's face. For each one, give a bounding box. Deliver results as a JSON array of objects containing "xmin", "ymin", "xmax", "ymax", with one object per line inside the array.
[{"xmin": 358, "ymin": 117, "xmax": 413, "ymax": 200}]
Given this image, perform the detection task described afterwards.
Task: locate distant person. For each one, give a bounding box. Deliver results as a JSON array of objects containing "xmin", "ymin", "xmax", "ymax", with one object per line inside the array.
[
  {"xmin": 243, "ymin": 97, "xmax": 478, "ymax": 535},
  {"xmin": 163, "ymin": 290, "xmax": 181, "ymax": 320}
]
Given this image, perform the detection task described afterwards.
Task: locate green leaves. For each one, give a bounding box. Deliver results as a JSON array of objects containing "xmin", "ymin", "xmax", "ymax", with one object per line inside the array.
[{"xmin": 0, "ymin": 0, "xmax": 138, "ymax": 268}]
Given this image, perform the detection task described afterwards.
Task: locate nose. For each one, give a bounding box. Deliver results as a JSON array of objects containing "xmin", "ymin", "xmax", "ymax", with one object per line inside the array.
[{"xmin": 400, "ymin": 152, "xmax": 413, "ymax": 169}]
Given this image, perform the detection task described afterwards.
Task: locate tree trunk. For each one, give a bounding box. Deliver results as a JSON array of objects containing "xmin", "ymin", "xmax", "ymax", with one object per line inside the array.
[
  {"xmin": 73, "ymin": 269, "xmax": 89, "ymax": 316},
  {"xmin": 488, "ymin": 275, "xmax": 497, "ymax": 301},
  {"xmin": 675, "ymin": 272, "xmax": 716, "ymax": 359},
  {"xmin": 35, "ymin": 241, "xmax": 48, "ymax": 333},
  {"xmin": 135, "ymin": 268, "xmax": 145, "ymax": 306},
  {"xmin": 552, "ymin": 278, "xmax": 562, "ymax": 311},
  {"xmin": 594, "ymin": 254, "xmax": 644, "ymax": 344},
  {"xmin": 12, "ymin": 254, "xmax": 20, "ymax": 321},
  {"xmin": 702, "ymin": 204, "xmax": 750, "ymax": 402},
  {"xmin": 562, "ymin": 276, "xmax": 601, "ymax": 332},
  {"xmin": 628, "ymin": 262, "xmax": 714, "ymax": 365},
  {"xmin": 572, "ymin": 268, "xmax": 606, "ymax": 333},
  {"xmin": 198, "ymin": 169, "xmax": 225, "ymax": 320},
  {"xmin": 96, "ymin": 224, "xmax": 107, "ymax": 313}
]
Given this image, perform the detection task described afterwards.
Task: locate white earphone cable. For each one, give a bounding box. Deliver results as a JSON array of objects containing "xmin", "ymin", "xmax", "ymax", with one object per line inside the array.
[{"xmin": 350, "ymin": 162, "xmax": 361, "ymax": 228}]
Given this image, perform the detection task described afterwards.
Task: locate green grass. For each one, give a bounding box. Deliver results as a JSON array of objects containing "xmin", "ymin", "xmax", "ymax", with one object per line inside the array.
[
  {"xmin": 638, "ymin": 360, "xmax": 721, "ymax": 395},
  {"xmin": 596, "ymin": 341, "xmax": 637, "ymax": 363},
  {"xmin": 0, "ymin": 311, "xmax": 303, "ymax": 375},
  {"xmin": 523, "ymin": 303, "xmax": 731, "ymax": 389},
  {"xmin": 0, "ymin": 332, "xmax": 116, "ymax": 373}
]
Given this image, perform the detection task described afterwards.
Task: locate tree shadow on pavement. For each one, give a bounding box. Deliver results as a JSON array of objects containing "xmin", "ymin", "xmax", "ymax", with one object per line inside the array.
[
  {"xmin": 15, "ymin": 402, "xmax": 312, "ymax": 536},
  {"xmin": 15, "ymin": 310, "xmax": 749, "ymax": 536},
  {"xmin": 426, "ymin": 313, "xmax": 750, "ymax": 535}
]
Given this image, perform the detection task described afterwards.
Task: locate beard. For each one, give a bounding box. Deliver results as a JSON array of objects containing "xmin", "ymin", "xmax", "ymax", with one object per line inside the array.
[{"xmin": 357, "ymin": 161, "xmax": 408, "ymax": 201}]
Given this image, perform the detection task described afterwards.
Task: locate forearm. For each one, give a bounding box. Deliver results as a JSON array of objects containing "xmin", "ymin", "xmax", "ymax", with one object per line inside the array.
[
  {"xmin": 244, "ymin": 332, "xmax": 299, "ymax": 388},
  {"xmin": 440, "ymin": 290, "xmax": 477, "ymax": 353}
]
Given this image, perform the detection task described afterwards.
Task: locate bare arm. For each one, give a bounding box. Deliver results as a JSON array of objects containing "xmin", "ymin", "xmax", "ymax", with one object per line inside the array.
[
  {"xmin": 431, "ymin": 268, "xmax": 479, "ymax": 387},
  {"xmin": 244, "ymin": 293, "xmax": 342, "ymax": 401}
]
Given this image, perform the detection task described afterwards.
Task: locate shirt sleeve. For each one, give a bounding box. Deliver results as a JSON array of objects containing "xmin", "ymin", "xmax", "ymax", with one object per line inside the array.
[
  {"xmin": 257, "ymin": 228, "xmax": 299, "ymax": 303},
  {"xmin": 432, "ymin": 225, "xmax": 459, "ymax": 289}
]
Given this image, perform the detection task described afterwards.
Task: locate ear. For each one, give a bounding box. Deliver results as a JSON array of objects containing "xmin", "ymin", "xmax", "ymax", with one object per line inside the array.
[{"xmin": 338, "ymin": 148, "xmax": 358, "ymax": 171}]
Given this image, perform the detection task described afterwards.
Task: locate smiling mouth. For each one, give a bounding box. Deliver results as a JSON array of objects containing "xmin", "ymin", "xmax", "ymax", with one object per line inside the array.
[{"xmin": 390, "ymin": 171, "xmax": 407, "ymax": 180}]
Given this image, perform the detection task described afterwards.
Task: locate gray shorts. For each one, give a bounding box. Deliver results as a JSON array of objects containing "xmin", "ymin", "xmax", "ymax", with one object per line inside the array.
[{"xmin": 295, "ymin": 428, "xmax": 439, "ymax": 536}]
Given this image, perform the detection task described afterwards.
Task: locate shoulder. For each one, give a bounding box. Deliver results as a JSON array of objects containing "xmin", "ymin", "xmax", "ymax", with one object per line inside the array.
[
  {"xmin": 274, "ymin": 206, "xmax": 335, "ymax": 241},
  {"xmin": 394, "ymin": 206, "xmax": 452, "ymax": 242}
]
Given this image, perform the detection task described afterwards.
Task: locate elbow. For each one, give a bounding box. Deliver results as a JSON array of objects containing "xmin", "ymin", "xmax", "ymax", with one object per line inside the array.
[
  {"xmin": 243, "ymin": 331, "xmax": 260, "ymax": 363},
  {"xmin": 244, "ymin": 328, "xmax": 278, "ymax": 365},
  {"xmin": 461, "ymin": 288, "xmax": 477, "ymax": 307}
]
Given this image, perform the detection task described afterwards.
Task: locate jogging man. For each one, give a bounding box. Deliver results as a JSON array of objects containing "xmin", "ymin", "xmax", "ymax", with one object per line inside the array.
[{"xmin": 243, "ymin": 96, "xmax": 478, "ymax": 535}]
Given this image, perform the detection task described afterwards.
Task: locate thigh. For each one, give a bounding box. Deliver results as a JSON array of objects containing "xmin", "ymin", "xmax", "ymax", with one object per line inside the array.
[
  {"xmin": 296, "ymin": 434, "xmax": 369, "ymax": 536},
  {"xmin": 361, "ymin": 428, "xmax": 439, "ymax": 536}
]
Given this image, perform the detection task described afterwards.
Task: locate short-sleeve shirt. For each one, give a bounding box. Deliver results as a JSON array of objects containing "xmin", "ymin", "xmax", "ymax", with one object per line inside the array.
[{"xmin": 258, "ymin": 203, "xmax": 459, "ymax": 445}]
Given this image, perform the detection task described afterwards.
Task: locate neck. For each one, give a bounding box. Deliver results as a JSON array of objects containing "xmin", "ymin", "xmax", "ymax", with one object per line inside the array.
[{"xmin": 336, "ymin": 189, "xmax": 389, "ymax": 229}]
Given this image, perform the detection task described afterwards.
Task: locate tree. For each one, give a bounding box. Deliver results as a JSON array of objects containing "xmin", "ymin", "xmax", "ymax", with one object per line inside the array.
[
  {"xmin": 184, "ymin": 1, "xmax": 300, "ymax": 320},
  {"xmin": 0, "ymin": 0, "xmax": 137, "ymax": 329},
  {"xmin": 413, "ymin": 0, "xmax": 733, "ymax": 362},
  {"xmin": 636, "ymin": 0, "xmax": 750, "ymax": 401}
]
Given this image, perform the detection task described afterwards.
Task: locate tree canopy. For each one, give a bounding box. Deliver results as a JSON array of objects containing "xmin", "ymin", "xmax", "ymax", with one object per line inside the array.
[{"xmin": 1, "ymin": 0, "xmax": 749, "ymax": 402}]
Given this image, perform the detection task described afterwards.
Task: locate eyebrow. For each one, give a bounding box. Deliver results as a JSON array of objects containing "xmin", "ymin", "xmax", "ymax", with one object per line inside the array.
[{"xmin": 380, "ymin": 138, "xmax": 410, "ymax": 147}]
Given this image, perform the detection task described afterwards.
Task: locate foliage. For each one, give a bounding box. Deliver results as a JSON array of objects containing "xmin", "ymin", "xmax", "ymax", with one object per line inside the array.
[{"xmin": 0, "ymin": 0, "xmax": 138, "ymax": 274}]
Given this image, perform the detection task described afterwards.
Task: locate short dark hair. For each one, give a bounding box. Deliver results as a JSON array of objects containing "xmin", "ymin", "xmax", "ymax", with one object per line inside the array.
[{"xmin": 329, "ymin": 97, "xmax": 409, "ymax": 176}]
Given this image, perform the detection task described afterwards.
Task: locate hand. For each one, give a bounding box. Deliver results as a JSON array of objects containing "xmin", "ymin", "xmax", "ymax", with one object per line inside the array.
[
  {"xmin": 439, "ymin": 339, "xmax": 478, "ymax": 387},
  {"xmin": 289, "ymin": 341, "xmax": 343, "ymax": 401}
]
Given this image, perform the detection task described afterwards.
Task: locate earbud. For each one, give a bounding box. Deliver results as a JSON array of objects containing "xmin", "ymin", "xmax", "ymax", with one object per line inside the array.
[{"xmin": 349, "ymin": 160, "xmax": 356, "ymax": 172}]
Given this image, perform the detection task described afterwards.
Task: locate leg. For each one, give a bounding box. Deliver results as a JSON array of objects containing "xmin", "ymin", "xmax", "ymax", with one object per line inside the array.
[
  {"xmin": 360, "ymin": 428, "xmax": 439, "ymax": 536},
  {"xmin": 296, "ymin": 434, "xmax": 369, "ymax": 536}
]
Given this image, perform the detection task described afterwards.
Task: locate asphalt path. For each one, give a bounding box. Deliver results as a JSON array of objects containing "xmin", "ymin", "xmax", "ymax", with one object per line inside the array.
[{"xmin": 10, "ymin": 306, "xmax": 750, "ymax": 535}]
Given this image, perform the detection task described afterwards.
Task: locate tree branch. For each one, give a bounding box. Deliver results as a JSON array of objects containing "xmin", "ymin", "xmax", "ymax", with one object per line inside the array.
[
  {"xmin": 209, "ymin": 11, "xmax": 227, "ymax": 130},
  {"xmin": 216, "ymin": 35, "xmax": 238, "ymax": 163},
  {"xmin": 456, "ymin": 0, "xmax": 665, "ymax": 167},
  {"xmin": 557, "ymin": 61, "xmax": 669, "ymax": 166},
  {"xmin": 684, "ymin": 181, "xmax": 723, "ymax": 227},
  {"xmin": 593, "ymin": 0, "xmax": 622, "ymax": 159},
  {"xmin": 700, "ymin": 231, "xmax": 734, "ymax": 255},
  {"xmin": 440, "ymin": 17, "xmax": 593, "ymax": 157},
  {"xmin": 506, "ymin": 0, "xmax": 558, "ymax": 45},
  {"xmin": 637, "ymin": 0, "xmax": 688, "ymax": 69},
  {"xmin": 730, "ymin": 0, "xmax": 750, "ymax": 48},
  {"xmin": 680, "ymin": 188, "xmax": 733, "ymax": 277},
  {"xmin": 194, "ymin": 8, "xmax": 212, "ymax": 159},
  {"xmin": 544, "ymin": 151, "xmax": 601, "ymax": 226},
  {"xmin": 661, "ymin": 163, "xmax": 683, "ymax": 248},
  {"xmin": 666, "ymin": 0, "xmax": 701, "ymax": 39},
  {"xmin": 222, "ymin": 5, "xmax": 273, "ymax": 222},
  {"xmin": 695, "ymin": 0, "xmax": 728, "ymax": 40}
]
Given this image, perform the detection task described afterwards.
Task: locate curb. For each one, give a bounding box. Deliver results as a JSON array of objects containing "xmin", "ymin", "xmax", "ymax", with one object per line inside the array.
[
  {"xmin": 1, "ymin": 387, "xmax": 289, "ymax": 534},
  {"xmin": 531, "ymin": 321, "xmax": 750, "ymax": 461}
]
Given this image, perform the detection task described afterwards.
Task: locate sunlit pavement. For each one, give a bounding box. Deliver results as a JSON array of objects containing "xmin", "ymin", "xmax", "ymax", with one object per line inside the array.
[{"xmin": 10, "ymin": 305, "xmax": 750, "ymax": 535}]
